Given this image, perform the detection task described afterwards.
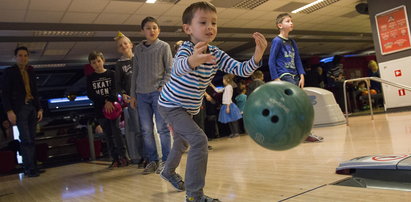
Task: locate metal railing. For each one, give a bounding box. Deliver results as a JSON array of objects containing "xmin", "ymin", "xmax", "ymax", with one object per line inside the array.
[{"xmin": 343, "ymin": 77, "xmax": 411, "ymax": 125}]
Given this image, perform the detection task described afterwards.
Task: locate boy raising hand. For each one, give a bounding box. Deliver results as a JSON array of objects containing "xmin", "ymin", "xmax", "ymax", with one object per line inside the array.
[{"xmin": 158, "ymin": 2, "xmax": 267, "ymax": 202}]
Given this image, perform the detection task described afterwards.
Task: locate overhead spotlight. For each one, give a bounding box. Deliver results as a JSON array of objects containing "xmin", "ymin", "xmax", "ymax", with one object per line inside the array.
[{"xmin": 146, "ymin": 0, "xmax": 156, "ymax": 3}]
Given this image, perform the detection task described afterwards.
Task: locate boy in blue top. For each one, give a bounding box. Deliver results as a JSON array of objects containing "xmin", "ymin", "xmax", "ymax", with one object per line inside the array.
[
  {"xmin": 269, "ymin": 13, "xmax": 323, "ymax": 143},
  {"xmin": 158, "ymin": 2, "xmax": 267, "ymax": 202},
  {"xmin": 268, "ymin": 13, "xmax": 305, "ymax": 87}
]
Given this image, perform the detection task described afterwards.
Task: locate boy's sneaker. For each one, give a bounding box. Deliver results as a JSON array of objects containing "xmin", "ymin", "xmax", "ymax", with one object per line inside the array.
[
  {"xmin": 304, "ymin": 134, "xmax": 324, "ymax": 143},
  {"xmin": 142, "ymin": 161, "xmax": 157, "ymax": 175},
  {"xmin": 160, "ymin": 170, "xmax": 185, "ymax": 191},
  {"xmin": 186, "ymin": 195, "xmax": 221, "ymax": 202},
  {"xmin": 156, "ymin": 161, "xmax": 165, "ymax": 174},
  {"xmin": 108, "ymin": 160, "xmax": 120, "ymax": 169}
]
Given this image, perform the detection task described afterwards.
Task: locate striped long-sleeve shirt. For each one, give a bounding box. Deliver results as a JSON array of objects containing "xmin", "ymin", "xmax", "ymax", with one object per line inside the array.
[{"xmin": 158, "ymin": 41, "xmax": 261, "ymax": 115}]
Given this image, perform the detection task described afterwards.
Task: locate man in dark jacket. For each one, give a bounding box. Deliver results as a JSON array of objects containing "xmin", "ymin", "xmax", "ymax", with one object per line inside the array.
[{"xmin": 1, "ymin": 46, "xmax": 43, "ymax": 177}]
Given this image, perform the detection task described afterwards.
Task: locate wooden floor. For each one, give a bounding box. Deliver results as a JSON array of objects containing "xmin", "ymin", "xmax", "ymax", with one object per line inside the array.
[{"xmin": 2, "ymin": 112, "xmax": 411, "ymax": 202}]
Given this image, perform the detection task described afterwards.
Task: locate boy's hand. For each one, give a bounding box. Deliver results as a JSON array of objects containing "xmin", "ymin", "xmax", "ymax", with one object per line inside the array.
[
  {"xmin": 298, "ymin": 74, "xmax": 305, "ymax": 88},
  {"xmin": 188, "ymin": 42, "xmax": 216, "ymax": 69},
  {"xmin": 122, "ymin": 94, "xmax": 131, "ymax": 103},
  {"xmin": 252, "ymin": 32, "xmax": 267, "ymax": 64},
  {"xmin": 37, "ymin": 110, "xmax": 43, "ymax": 122},
  {"xmin": 104, "ymin": 101, "xmax": 115, "ymax": 113},
  {"xmin": 130, "ymin": 97, "xmax": 137, "ymax": 109},
  {"xmin": 95, "ymin": 125, "xmax": 103, "ymax": 134},
  {"xmin": 7, "ymin": 110, "xmax": 16, "ymax": 125}
]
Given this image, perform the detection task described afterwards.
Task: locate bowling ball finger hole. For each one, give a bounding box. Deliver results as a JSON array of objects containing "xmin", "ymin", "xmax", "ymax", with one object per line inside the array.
[
  {"xmin": 284, "ymin": 89, "xmax": 293, "ymax": 96},
  {"xmin": 262, "ymin": 109, "xmax": 270, "ymax": 116},
  {"xmin": 271, "ymin": 115, "xmax": 279, "ymax": 123}
]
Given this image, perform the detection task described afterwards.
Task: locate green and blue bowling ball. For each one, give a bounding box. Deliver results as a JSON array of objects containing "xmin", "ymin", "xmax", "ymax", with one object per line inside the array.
[{"xmin": 244, "ymin": 81, "xmax": 314, "ymax": 151}]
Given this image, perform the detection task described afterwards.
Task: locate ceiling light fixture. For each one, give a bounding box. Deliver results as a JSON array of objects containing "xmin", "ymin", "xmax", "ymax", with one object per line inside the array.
[
  {"xmin": 291, "ymin": 0, "xmax": 339, "ymax": 14},
  {"xmin": 34, "ymin": 31, "xmax": 95, "ymax": 37},
  {"xmin": 146, "ymin": 0, "xmax": 156, "ymax": 3},
  {"xmin": 233, "ymin": 0, "xmax": 269, "ymax": 10},
  {"xmin": 32, "ymin": 64, "xmax": 66, "ymax": 68}
]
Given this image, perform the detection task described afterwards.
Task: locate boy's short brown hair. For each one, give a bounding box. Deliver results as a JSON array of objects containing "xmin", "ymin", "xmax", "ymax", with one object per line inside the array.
[
  {"xmin": 182, "ymin": 1, "xmax": 217, "ymax": 24},
  {"xmin": 275, "ymin": 13, "xmax": 291, "ymax": 30},
  {"xmin": 88, "ymin": 51, "xmax": 105, "ymax": 63},
  {"xmin": 141, "ymin": 16, "xmax": 159, "ymax": 29}
]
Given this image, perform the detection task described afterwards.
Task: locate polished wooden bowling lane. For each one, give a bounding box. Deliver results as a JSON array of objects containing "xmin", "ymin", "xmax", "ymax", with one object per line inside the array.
[{"xmin": 1, "ymin": 112, "xmax": 411, "ymax": 201}]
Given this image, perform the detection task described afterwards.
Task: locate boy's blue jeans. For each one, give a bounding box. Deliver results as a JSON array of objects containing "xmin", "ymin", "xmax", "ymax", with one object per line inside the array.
[
  {"xmin": 136, "ymin": 91, "xmax": 170, "ymax": 162},
  {"xmin": 280, "ymin": 74, "xmax": 300, "ymax": 86},
  {"xmin": 158, "ymin": 105, "xmax": 207, "ymax": 199}
]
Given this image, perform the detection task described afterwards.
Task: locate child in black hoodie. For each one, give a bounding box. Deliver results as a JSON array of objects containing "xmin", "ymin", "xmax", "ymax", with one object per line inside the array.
[{"xmin": 86, "ymin": 51, "xmax": 128, "ymax": 168}]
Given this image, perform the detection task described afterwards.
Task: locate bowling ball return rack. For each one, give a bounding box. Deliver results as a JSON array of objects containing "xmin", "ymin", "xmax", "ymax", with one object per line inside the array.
[{"xmin": 334, "ymin": 154, "xmax": 411, "ymax": 191}]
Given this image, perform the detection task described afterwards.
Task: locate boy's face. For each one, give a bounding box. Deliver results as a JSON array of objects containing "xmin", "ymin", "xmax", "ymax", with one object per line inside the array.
[
  {"xmin": 142, "ymin": 21, "xmax": 160, "ymax": 43},
  {"xmin": 117, "ymin": 37, "xmax": 133, "ymax": 55},
  {"xmin": 183, "ymin": 9, "xmax": 217, "ymax": 44},
  {"xmin": 90, "ymin": 56, "xmax": 105, "ymax": 72},
  {"xmin": 15, "ymin": 49, "xmax": 29, "ymax": 67},
  {"xmin": 278, "ymin": 16, "xmax": 293, "ymax": 32}
]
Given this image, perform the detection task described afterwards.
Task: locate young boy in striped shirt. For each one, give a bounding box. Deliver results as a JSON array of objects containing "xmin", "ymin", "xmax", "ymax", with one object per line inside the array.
[{"xmin": 157, "ymin": 2, "xmax": 267, "ymax": 202}]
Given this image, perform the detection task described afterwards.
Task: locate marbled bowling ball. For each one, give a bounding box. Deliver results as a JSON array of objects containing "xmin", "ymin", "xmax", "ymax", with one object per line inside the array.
[
  {"xmin": 243, "ymin": 81, "xmax": 314, "ymax": 151},
  {"xmin": 103, "ymin": 102, "xmax": 123, "ymax": 120}
]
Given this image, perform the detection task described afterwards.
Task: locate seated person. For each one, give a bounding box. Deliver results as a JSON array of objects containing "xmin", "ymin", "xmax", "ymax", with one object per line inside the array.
[{"xmin": 355, "ymin": 81, "xmax": 382, "ymax": 110}]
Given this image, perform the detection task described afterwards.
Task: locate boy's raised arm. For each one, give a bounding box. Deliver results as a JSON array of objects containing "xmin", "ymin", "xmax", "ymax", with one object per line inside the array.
[{"xmin": 252, "ymin": 32, "xmax": 267, "ymax": 64}]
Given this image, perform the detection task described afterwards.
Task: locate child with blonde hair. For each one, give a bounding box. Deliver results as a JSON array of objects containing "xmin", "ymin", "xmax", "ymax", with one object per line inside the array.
[{"xmin": 114, "ymin": 32, "xmax": 143, "ymax": 167}]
